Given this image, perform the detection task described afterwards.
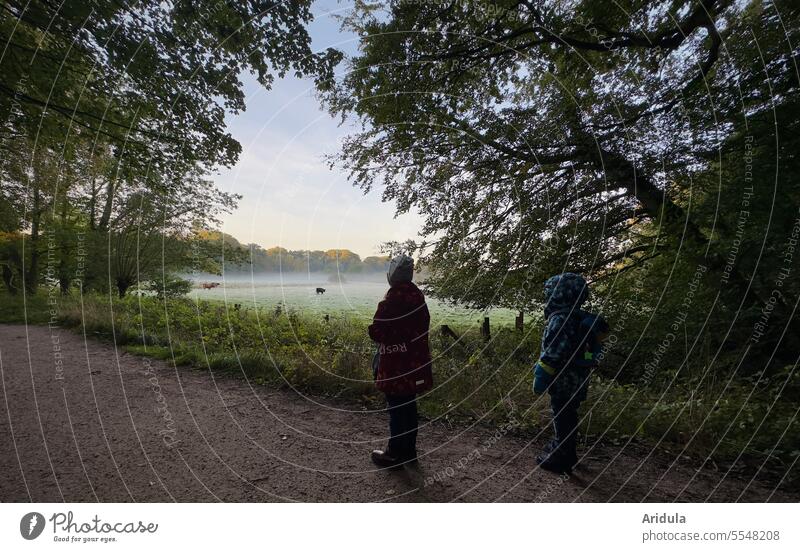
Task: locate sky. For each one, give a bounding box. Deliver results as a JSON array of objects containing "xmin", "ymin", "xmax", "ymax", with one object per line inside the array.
[{"xmin": 212, "ymin": 1, "xmax": 422, "ymax": 259}]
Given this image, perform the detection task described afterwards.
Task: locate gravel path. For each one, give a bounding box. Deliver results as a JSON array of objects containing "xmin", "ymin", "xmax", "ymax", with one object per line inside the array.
[{"xmin": 0, "ymin": 324, "xmax": 794, "ymax": 502}]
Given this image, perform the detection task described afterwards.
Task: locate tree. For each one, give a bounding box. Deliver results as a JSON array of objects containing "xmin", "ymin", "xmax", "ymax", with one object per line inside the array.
[
  {"xmin": 1, "ymin": 0, "xmax": 341, "ymax": 172},
  {"xmin": 1, "ymin": 0, "xmax": 342, "ymax": 294},
  {"xmin": 144, "ymin": 273, "xmax": 193, "ymax": 300},
  {"xmin": 223, "ymin": 245, "xmax": 387, "ymax": 274},
  {"xmin": 98, "ymin": 168, "xmax": 239, "ymax": 297},
  {"xmin": 0, "ymin": 135, "xmax": 64, "ymax": 293},
  {"xmin": 321, "ymin": 0, "xmax": 800, "ymax": 355}
]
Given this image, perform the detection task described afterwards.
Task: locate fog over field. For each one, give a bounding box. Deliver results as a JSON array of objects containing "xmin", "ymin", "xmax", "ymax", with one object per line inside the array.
[{"xmin": 186, "ymin": 272, "xmax": 517, "ymax": 325}]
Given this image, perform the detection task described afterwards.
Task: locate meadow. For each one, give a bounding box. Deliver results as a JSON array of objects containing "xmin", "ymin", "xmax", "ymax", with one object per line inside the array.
[{"xmin": 187, "ymin": 273, "xmax": 520, "ymax": 326}]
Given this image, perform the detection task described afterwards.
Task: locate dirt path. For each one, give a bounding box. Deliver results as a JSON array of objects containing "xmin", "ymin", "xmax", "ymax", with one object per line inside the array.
[{"xmin": 0, "ymin": 324, "xmax": 794, "ymax": 502}]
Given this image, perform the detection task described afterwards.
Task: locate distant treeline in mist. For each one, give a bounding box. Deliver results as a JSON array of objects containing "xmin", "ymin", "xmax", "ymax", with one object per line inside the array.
[{"xmin": 206, "ymin": 232, "xmax": 389, "ymax": 274}]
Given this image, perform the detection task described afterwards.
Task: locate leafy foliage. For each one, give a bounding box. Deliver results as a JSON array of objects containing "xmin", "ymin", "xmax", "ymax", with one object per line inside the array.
[
  {"xmin": 144, "ymin": 273, "xmax": 193, "ymax": 300},
  {"xmin": 322, "ymin": 0, "xmax": 800, "ymax": 369},
  {"xmin": 0, "ymin": 0, "xmax": 342, "ymax": 297},
  {"xmin": 1, "ymin": 0, "xmax": 341, "ymax": 172}
]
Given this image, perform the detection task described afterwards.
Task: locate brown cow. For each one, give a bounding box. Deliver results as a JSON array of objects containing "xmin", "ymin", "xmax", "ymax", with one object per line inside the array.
[{"xmin": 201, "ymin": 282, "xmax": 221, "ymax": 290}]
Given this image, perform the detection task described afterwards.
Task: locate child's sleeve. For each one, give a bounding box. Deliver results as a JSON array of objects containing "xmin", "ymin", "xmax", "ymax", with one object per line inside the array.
[
  {"xmin": 533, "ymin": 317, "xmax": 561, "ymax": 394},
  {"xmin": 538, "ymin": 314, "xmax": 569, "ymax": 371}
]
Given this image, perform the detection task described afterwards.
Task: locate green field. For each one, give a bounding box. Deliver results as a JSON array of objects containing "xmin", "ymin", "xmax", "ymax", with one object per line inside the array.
[{"xmin": 189, "ymin": 274, "xmax": 520, "ymax": 326}]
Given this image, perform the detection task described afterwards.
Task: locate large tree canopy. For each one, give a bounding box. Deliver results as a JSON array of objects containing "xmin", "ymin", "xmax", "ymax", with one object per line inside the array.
[
  {"xmin": 323, "ymin": 0, "xmax": 799, "ymax": 310},
  {"xmin": 1, "ymin": 0, "xmax": 341, "ymax": 171}
]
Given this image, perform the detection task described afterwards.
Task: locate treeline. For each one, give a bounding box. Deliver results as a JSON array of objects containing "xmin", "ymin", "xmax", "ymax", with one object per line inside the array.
[
  {"xmin": 0, "ymin": 0, "xmax": 339, "ymax": 298},
  {"xmin": 209, "ymin": 234, "xmax": 389, "ymax": 273},
  {"xmin": 245, "ymin": 246, "xmax": 389, "ymax": 274}
]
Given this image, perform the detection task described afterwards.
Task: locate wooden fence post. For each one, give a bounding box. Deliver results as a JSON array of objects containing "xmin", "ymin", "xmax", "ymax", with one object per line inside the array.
[
  {"xmin": 515, "ymin": 311, "xmax": 524, "ymax": 332},
  {"xmin": 481, "ymin": 316, "xmax": 490, "ymax": 340},
  {"xmin": 440, "ymin": 324, "xmax": 459, "ymax": 340}
]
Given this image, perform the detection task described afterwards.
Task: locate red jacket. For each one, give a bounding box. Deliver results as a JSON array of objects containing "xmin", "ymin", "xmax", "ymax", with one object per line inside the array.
[{"xmin": 368, "ymin": 282, "xmax": 433, "ymax": 396}]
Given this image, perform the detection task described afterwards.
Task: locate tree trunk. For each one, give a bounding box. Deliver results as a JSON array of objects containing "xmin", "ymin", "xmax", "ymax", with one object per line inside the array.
[
  {"xmin": 88, "ymin": 175, "xmax": 98, "ymax": 230},
  {"xmin": 597, "ymin": 146, "xmax": 708, "ymax": 246},
  {"xmin": 2, "ymin": 264, "xmax": 17, "ymax": 294},
  {"xmin": 25, "ymin": 187, "xmax": 41, "ymax": 294},
  {"xmin": 593, "ymin": 145, "xmax": 760, "ymax": 298},
  {"xmin": 98, "ymin": 179, "xmax": 115, "ymax": 230},
  {"xmin": 116, "ymin": 277, "xmax": 131, "ymax": 298},
  {"xmin": 58, "ymin": 193, "xmax": 70, "ymax": 294}
]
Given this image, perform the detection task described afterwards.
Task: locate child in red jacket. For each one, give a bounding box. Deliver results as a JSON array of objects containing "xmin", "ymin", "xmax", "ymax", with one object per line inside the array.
[{"xmin": 368, "ymin": 255, "xmax": 433, "ymax": 468}]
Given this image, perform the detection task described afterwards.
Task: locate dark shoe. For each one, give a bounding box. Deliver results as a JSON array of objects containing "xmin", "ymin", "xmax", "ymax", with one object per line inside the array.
[
  {"xmin": 536, "ymin": 454, "xmax": 573, "ymax": 475},
  {"xmin": 541, "ymin": 441, "xmax": 577, "ymax": 469},
  {"xmin": 371, "ymin": 449, "xmax": 404, "ymax": 470}
]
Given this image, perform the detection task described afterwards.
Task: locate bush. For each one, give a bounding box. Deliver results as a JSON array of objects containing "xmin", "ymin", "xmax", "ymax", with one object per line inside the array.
[{"xmin": 143, "ymin": 274, "xmax": 193, "ymax": 299}]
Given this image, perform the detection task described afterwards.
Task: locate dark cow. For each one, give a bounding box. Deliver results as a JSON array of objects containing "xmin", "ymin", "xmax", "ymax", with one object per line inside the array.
[{"xmin": 316, "ymin": 287, "xmax": 326, "ymax": 295}]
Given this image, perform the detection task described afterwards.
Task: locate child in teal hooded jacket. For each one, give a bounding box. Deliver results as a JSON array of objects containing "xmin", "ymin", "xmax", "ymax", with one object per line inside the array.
[{"xmin": 533, "ymin": 272, "xmax": 607, "ymax": 474}]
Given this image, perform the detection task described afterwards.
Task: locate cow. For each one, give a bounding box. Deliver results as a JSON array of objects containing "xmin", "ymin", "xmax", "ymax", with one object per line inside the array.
[
  {"xmin": 201, "ymin": 282, "xmax": 221, "ymax": 290},
  {"xmin": 316, "ymin": 287, "xmax": 326, "ymax": 295}
]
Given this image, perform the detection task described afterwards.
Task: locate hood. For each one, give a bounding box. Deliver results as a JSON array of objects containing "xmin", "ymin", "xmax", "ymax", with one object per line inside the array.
[
  {"xmin": 543, "ymin": 272, "xmax": 588, "ymax": 318},
  {"xmin": 387, "ymin": 254, "xmax": 414, "ymax": 286}
]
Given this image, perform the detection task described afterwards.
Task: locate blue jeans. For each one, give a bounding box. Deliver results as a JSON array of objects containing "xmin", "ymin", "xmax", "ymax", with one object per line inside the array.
[{"xmin": 386, "ymin": 394, "xmax": 417, "ymax": 460}]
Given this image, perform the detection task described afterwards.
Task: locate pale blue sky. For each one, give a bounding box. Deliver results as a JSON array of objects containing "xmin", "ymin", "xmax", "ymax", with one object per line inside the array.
[{"xmin": 213, "ymin": 1, "xmax": 421, "ymax": 259}]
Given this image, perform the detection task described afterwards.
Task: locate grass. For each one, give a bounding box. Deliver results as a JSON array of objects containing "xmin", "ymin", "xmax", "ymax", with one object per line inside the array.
[
  {"xmin": 0, "ymin": 291, "xmax": 53, "ymax": 324},
  {"xmin": 1, "ymin": 290, "xmax": 797, "ymax": 483}
]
